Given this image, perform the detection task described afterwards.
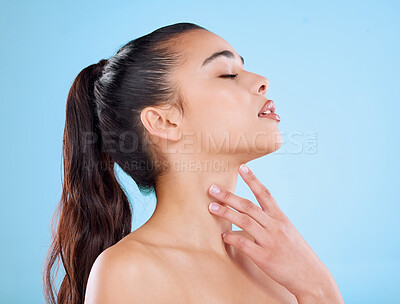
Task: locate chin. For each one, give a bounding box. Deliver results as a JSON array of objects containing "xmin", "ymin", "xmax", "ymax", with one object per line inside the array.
[
  {"xmin": 271, "ymin": 131, "xmax": 283, "ymax": 152},
  {"xmin": 252, "ymin": 128, "xmax": 282, "ymax": 154},
  {"xmin": 243, "ymin": 140, "xmax": 283, "ymax": 162}
]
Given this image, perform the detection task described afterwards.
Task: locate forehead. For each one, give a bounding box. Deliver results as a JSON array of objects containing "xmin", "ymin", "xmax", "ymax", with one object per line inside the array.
[{"xmin": 177, "ymin": 30, "xmax": 242, "ymax": 71}]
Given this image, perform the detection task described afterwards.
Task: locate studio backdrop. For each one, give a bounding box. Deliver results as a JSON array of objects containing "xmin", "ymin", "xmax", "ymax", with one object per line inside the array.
[{"xmin": 0, "ymin": 1, "xmax": 399, "ymax": 303}]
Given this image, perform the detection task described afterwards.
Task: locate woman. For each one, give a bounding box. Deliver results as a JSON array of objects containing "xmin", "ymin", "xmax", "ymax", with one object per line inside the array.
[{"xmin": 43, "ymin": 22, "xmax": 345, "ymax": 303}]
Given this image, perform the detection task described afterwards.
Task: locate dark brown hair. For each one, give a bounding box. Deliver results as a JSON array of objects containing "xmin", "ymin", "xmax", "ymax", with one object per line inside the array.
[{"xmin": 43, "ymin": 22, "xmax": 206, "ymax": 304}]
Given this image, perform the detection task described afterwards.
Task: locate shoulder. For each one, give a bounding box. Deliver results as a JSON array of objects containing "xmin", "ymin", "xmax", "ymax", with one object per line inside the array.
[{"xmin": 84, "ymin": 238, "xmax": 169, "ymax": 304}]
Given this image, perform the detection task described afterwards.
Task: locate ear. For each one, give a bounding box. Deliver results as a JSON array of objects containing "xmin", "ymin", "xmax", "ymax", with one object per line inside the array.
[{"xmin": 140, "ymin": 105, "xmax": 183, "ymax": 142}]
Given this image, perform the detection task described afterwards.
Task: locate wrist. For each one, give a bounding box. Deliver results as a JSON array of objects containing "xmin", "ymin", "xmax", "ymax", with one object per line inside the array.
[{"xmin": 295, "ymin": 271, "xmax": 345, "ymax": 304}]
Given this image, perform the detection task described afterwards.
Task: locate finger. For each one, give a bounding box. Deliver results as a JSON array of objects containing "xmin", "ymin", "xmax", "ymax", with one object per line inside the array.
[
  {"xmin": 238, "ymin": 164, "xmax": 282, "ymax": 217},
  {"xmin": 208, "ymin": 202, "xmax": 265, "ymax": 240},
  {"xmin": 208, "ymin": 184, "xmax": 269, "ymax": 227},
  {"xmin": 222, "ymin": 232, "xmax": 271, "ymax": 270}
]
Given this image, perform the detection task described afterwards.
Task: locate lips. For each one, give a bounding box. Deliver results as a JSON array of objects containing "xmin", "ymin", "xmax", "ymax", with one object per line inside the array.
[{"xmin": 258, "ymin": 99, "xmax": 276, "ymax": 117}]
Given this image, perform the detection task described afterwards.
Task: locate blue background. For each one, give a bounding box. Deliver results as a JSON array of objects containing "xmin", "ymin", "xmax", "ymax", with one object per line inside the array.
[{"xmin": 1, "ymin": 0, "xmax": 399, "ymax": 303}]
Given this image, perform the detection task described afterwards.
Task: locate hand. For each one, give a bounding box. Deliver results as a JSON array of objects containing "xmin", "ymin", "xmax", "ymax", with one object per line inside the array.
[{"xmin": 207, "ymin": 164, "xmax": 344, "ymax": 303}]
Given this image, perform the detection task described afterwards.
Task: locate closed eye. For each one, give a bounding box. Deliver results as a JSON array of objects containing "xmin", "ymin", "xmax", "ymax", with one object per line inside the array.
[{"xmin": 219, "ymin": 73, "xmax": 238, "ymax": 79}]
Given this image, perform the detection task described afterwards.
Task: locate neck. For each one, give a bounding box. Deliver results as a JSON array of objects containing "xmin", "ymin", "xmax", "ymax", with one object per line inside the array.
[{"xmin": 141, "ymin": 156, "xmax": 243, "ymax": 257}]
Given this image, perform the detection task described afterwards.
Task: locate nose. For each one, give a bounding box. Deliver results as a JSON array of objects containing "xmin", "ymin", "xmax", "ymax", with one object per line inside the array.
[
  {"xmin": 250, "ymin": 73, "xmax": 269, "ymax": 96},
  {"xmin": 257, "ymin": 76, "xmax": 269, "ymax": 95}
]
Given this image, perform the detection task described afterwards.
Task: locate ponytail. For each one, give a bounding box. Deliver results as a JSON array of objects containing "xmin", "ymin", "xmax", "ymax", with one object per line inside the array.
[
  {"xmin": 43, "ymin": 22, "xmax": 207, "ymax": 304},
  {"xmin": 43, "ymin": 59, "xmax": 132, "ymax": 304}
]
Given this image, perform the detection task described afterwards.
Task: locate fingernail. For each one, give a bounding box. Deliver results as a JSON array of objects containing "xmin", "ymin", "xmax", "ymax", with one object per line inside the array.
[
  {"xmin": 222, "ymin": 232, "xmax": 227, "ymax": 238},
  {"xmin": 239, "ymin": 164, "xmax": 249, "ymax": 173},
  {"xmin": 209, "ymin": 202, "xmax": 220, "ymax": 211},
  {"xmin": 210, "ymin": 184, "xmax": 221, "ymax": 194}
]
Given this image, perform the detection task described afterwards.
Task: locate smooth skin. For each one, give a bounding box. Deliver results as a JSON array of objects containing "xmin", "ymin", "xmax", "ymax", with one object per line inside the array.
[{"xmin": 85, "ymin": 29, "xmax": 344, "ymax": 303}]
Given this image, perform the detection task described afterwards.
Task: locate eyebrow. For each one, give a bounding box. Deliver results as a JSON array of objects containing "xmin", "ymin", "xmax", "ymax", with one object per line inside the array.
[{"xmin": 201, "ymin": 50, "xmax": 245, "ymax": 68}]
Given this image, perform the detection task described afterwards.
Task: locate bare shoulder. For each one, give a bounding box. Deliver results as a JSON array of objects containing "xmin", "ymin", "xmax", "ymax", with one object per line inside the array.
[
  {"xmin": 84, "ymin": 237, "xmax": 170, "ymax": 304},
  {"xmin": 233, "ymin": 230, "xmax": 299, "ymax": 304}
]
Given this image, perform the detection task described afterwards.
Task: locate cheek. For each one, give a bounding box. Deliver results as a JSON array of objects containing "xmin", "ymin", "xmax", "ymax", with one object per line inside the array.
[
  {"xmin": 186, "ymin": 85, "xmax": 242, "ymax": 126},
  {"xmin": 182, "ymin": 82, "xmax": 263, "ymax": 149},
  {"xmin": 184, "ymin": 109, "xmax": 245, "ymax": 154}
]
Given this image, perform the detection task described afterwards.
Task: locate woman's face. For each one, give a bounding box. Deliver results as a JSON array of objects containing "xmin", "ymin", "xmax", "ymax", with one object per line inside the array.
[{"xmin": 173, "ymin": 30, "xmax": 282, "ymax": 162}]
